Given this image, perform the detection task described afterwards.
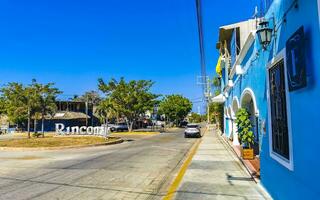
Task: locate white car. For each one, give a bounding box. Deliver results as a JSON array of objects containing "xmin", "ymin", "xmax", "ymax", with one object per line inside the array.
[
  {"xmin": 184, "ymin": 124, "xmax": 202, "ymax": 138},
  {"xmin": 108, "ymin": 123, "xmax": 129, "ymax": 132}
]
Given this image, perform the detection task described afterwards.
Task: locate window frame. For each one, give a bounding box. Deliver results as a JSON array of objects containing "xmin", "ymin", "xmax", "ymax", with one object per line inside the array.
[{"xmin": 267, "ymin": 48, "xmax": 294, "ymax": 171}]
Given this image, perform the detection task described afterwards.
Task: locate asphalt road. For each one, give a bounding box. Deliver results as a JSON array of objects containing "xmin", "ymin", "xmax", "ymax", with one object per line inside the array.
[{"xmin": 0, "ymin": 129, "xmax": 198, "ymax": 200}]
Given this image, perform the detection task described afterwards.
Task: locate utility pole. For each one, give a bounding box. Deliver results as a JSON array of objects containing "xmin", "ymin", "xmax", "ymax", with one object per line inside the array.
[
  {"xmin": 205, "ymin": 77, "xmax": 212, "ymax": 124},
  {"xmin": 197, "ymin": 76, "xmax": 212, "ymax": 124},
  {"xmin": 85, "ymin": 94, "xmax": 88, "ymax": 127}
]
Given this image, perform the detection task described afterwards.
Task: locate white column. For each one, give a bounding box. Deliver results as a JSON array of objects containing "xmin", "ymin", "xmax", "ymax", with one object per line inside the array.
[{"xmin": 232, "ymin": 120, "xmax": 240, "ymax": 145}]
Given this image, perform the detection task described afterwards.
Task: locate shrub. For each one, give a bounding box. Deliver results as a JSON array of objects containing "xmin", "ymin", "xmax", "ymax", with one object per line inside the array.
[{"xmin": 235, "ymin": 108, "xmax": 254, "ymax": 148}]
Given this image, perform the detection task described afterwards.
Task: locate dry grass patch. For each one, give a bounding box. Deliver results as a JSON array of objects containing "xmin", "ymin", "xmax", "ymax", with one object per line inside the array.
[
  {"xmin": 13, "ymin": 132, "xmax": 56, "ymax": 138},
  {"xmin": 0, "ymin": 136, "xmax": 116, "ymax": 148}
]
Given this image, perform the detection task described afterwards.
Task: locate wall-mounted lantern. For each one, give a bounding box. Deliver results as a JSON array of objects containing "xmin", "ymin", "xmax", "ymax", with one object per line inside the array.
[{"xmin": 256, "ymin": 20, "xmax": 273, "ymax": 50}]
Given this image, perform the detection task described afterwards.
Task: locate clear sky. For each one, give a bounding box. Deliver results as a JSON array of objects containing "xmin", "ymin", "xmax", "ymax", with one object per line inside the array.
[{"xmin": 0, "ymin": 0, "xmax": 258, "ymax": 111}]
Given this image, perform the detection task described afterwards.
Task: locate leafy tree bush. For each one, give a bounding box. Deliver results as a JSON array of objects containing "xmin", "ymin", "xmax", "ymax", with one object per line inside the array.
[
  {"xmin": 235, "ymin": 108, "xmax": 254, "ymax": 148},
  {"xmin": 209, "ymin": 102, "xmax": 223, "ymax": 129},
  {"xmin": 188, "ymin": 112, "xmax": 202, "ymax": 123},
  {"xmin": 98, "ymin": 78, "xmax": 159, "ymax": 132},
  {"xmin": 0, "ymin": 80, "xmax": 61, "ymax": 138},
  {"xmin": 95, "ymin": 98, "xmax": 117, "ymax": 124},
  {"xmin": 1, "ymin": 82, "xmax": 31, "ymax": 136},
  {"xmin": 73, "ymin": 90, "xmax": 101, "ymax": 105},
  {"xmin": 158, "ymin": 94, "xmax": 192, "ymax": 126}
]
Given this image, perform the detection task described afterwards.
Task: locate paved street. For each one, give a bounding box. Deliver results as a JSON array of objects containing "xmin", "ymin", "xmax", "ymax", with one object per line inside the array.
[
  {"xmin": 173, "ymin": 129, "xmax": 271, "ymax": 200},
  {"xmin": 0, "ymin": 129, "xmax": 197, "ymax": 200}
]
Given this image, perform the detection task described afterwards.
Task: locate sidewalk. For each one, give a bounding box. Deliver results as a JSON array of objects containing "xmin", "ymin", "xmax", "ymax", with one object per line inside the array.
[{"xmin": 173, "ymin": 129, "xmax": 271, "ymax": 200}]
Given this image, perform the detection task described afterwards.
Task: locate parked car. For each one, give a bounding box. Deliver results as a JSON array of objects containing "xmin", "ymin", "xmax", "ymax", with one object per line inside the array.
[
  {"xmin": 184, "ymin": 124, "xmax": 202, "ymax": 138},
  {"xmin": 109, "ymin": 123, "xmax": 129, "ymax": 132}
]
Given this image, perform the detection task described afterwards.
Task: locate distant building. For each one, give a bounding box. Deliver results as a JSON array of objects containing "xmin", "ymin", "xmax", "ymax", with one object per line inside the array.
[
  {"xmin": 32, "ymin": 100, "xmax": 99, "ymax": 132},
  {"xmin": 214, "ymin": 0, "xmax": 320, "ymax": 199}
]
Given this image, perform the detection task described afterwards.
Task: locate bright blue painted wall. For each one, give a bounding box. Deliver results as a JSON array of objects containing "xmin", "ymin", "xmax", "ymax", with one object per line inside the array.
[
  {"xmin": 260, "ymin": 0, "xmax": 320, "ymax": 199},
  {"xmin": 222, "ymin": 1, "xmax": 320, "ymax": 199}
]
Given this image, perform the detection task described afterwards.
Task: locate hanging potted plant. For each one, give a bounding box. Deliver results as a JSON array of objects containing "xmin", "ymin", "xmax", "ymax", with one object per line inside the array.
[{"xmin": 235, "ymin": 108, "xmax": 255, "ymax": 160}]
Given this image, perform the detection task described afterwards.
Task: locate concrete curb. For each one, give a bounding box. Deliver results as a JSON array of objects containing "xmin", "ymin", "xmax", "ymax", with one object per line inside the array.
[
  {"xmin": 163, "ymin": 130, "xmax": 204, "ymax": 200},
  {"xmin": 0, "ymin": 137, "xmax": 124, "ymax": 151}
]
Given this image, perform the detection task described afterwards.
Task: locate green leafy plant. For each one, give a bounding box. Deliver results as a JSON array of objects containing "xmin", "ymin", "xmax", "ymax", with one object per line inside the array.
[{"xmin": 235, "ymin": 108, "xmax": 254, "ymax": 148}]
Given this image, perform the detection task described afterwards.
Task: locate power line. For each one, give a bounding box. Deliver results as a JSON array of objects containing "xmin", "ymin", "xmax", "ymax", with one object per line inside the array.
[
  {"xmin": 190, "ymin": 97, "xmax": 203, "ymax": 101},
  {"xmin": 195, "ymin": 0, "xmax": 207, "ymax": 96},
  {"xmin": 195, "ymin": 0, "xmax": 211, "ymax": 123}
]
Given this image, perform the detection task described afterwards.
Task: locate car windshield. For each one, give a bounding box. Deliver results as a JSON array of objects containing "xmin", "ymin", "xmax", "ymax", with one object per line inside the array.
[{"xmin": 187, "ymin": 124, "xmax": 198, "ymax": 128}]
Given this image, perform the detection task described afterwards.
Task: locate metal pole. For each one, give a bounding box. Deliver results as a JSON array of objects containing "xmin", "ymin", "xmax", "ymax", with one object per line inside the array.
[
  {"xmin": 206, "ymin": 77, "xmax": 211, "ymax": 124},
  {"xmin": 207, "ymin": 101, "xmax": 210, "ymax": 124},
  {"xmin": 85, "ymin": 95, "xmax": 88, "ymax": 126}
]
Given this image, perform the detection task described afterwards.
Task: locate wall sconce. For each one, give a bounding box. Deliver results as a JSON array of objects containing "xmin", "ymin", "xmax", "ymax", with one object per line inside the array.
[{"xmin": 256, "ymin": 19, "xmax": 273, "ymax": 50}]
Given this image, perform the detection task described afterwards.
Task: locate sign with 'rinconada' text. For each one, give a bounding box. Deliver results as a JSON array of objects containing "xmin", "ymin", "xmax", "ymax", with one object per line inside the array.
[{"xmin": 55, "ymin": 123, "xmax": 108, "ymax": 136}]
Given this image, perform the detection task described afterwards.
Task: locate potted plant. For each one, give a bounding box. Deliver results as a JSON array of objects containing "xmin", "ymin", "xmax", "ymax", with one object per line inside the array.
[{"xmin": 235, "ymin": 108, "xmax": 255, "ymax": 160}]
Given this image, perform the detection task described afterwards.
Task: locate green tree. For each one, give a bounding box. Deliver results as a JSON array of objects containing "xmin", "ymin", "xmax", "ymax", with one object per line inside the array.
[
  {"xmin": 0, "ymin": 83, "xmax": 28, "ymax": 130},
  {"xmin": 37, "ymin": 82, "xmax": 61, "ymax": 137},
  {"xmin": 0, "ymin": 80, "xmax": 61, "ymax": 138},
  {"xmin": 209, "ymin": 102, "xmax": 224, "ymax": 129},
  {"xmin": 158, "ymin": 94, "xmax": 192, "ymax": 126},
  {"xmin": 213, "ymin": 77, "xmax": 221, "ymax": 90},
  {"xmin": 98, "ymin": 78, "xmax": 159, "ymax": 132},
  {"xmin": 188, "ymin": 112, "xmax": 203, "ymax": 123},
  {"xmin": 95, "ymin": 98, "xmax": 116, "ymax": 124},
  {"xmin": 0, "ymin": 96, "xmax": 5, "ymax": 114},
  {"xmin": 26, "ymin": 79, "xmax": 44, "ymax": 137},
  {"xmin": 209, "ymin": 75, "xmax": 224, "ymax": 129},
  {"xmin": 74, "ymin": 90, "xmax": 101, "ymax": 105}
]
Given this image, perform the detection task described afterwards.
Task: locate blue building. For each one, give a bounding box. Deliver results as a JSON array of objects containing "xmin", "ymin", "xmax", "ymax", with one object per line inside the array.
[{"xmin": 214, "ymin": 0, "xmax": 320, "ymax": 199}]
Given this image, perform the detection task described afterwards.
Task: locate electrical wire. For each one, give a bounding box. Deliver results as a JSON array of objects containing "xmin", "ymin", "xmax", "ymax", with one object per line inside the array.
[{"xmin": 195, "ymin": 0, "xmax": 207, "ymax": 98}]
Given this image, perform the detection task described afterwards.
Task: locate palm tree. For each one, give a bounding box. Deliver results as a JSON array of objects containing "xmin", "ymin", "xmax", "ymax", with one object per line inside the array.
[{"xmin": 96, "ymin": 98, "xmax": 116, "ymax": 125}]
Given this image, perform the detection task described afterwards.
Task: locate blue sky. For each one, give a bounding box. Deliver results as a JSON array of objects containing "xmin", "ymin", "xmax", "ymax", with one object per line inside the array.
[{"xmin": 0, "ymin": 0, "xmax": 258, "ymax": 111}]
